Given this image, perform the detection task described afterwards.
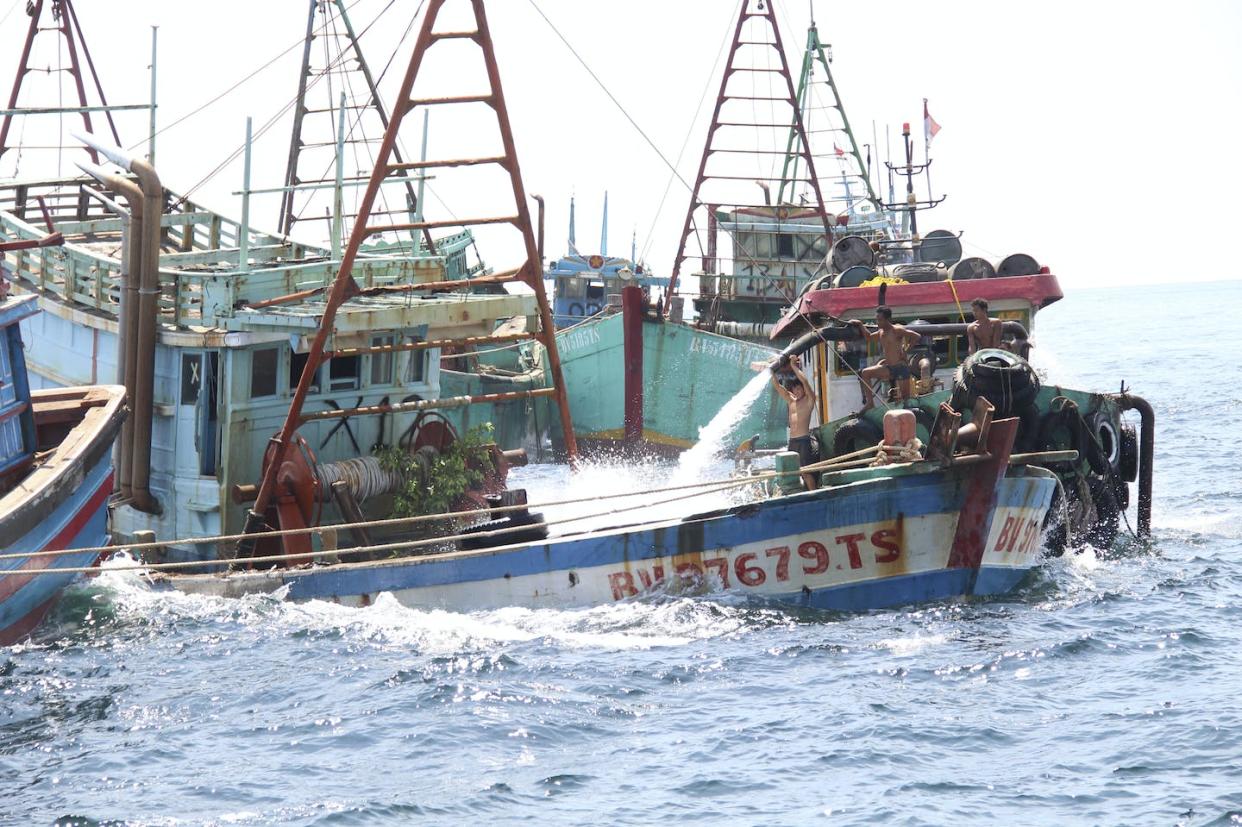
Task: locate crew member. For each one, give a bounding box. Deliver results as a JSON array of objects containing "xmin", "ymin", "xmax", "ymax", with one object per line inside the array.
[
  {"xmin": 967, "ymin": 298, "xmax": 1003, "ymax": 353},
  {"xmin": 848, "ymin": 306, "xmax": 923, "ymax": 409},
  {"xmin": 770, "ymin": 354, "xmax": 819, "ymax": 490}
]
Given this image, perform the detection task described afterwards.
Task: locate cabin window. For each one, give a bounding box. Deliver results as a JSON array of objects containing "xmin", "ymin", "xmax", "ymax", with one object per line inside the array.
[
  {"xmin": 406, "ymin": 345, "xmax": 427, "ymax": 384},
  {"xmin": 370, "ymin": 335, "xmax": 395, "ymax": 385},
  {"xmin": 563, "ymin": 277, "xmax": 586, "ymax": 299},
  {"xmin": 289, "ymin": 351, "xmax": 321, "ymax": 393},
  {"xmin": 329, "ymin": 355, "xmax": 361, "ymax": 391},
  {"xmin": 250, "ymin": 347, "xmax": 279, "ymax": 398},
  {"xmin": 181, "ymin": 353, "xmax": 201, "ymax": 405},
  {"xmin": 777, "ymin": 233, "xmax": 795, "ymax": 258},
  {"xmin": 587, "ymin": 282, "xmax": 605, "ymax": 301}
]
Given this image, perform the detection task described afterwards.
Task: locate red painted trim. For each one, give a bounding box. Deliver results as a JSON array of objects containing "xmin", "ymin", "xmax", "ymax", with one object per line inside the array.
[
  {"xmin": 621, "ymin": 285, "xmax": 644, "ymax": 446},
  {"xmin": 0, "ymin": 593, "xmax": 58, "ymax": 646},
  {"xmin": 0, "ymin": 470, "xmax": 113, "ymax": 604},
  {"xmin": 771, "ymin": 273, "xmax": 1064, "ymax": 338},
  {"xmin": 947, "ymin": 419, "xmax": 1018, "ymax": 571}
]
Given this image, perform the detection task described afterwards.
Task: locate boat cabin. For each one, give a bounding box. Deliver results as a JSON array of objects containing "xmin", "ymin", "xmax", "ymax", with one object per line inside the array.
[{"xmin": 548, "ymin": 253, "xmax": 663, "ymax": 328}]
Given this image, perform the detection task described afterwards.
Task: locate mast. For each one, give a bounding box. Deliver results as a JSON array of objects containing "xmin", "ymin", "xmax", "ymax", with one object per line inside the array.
[
  {"xmin": 666, "ymin": 0, "xmax": 832, "ymax": 312},
  {"xmin": 277, "ymin": 0, "xmax": 434, "ymax": 252},
  {"xmin": 777, "ymin": 23, "xmax": 883, "ymax": 216},
  {"xmin": 238, "ymin": 0, "xmax": 579, "ymax": 555},
  {"xmin": 0, "ymin": 0, "xmax": 127, "ymax": 167}
]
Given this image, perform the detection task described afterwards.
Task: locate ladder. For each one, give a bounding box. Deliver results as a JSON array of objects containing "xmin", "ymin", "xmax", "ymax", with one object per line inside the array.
[{"xmin": 239, "ymin": 0, "xmax": 579, "ymax": 555}]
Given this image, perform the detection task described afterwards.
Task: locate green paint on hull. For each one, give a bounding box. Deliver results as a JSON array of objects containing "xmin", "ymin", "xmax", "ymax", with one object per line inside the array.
[{"xmin": 554, "ymin": 314, "xmax": 788, "ymax": 452}]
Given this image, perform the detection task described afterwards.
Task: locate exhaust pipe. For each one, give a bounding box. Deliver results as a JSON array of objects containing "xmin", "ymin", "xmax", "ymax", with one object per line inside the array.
[
  {"xmin": 76, "ymin": 132, "xmax": 163, "ymax": 514},
  {"xmin": 76, "ymin": 162, "xmax": 143, "ymax": 500}
]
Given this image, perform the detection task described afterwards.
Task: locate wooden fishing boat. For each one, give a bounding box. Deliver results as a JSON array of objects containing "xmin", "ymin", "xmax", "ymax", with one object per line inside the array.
[
  {"xmin": 159, "ymin": 418, "xmax": 1058, "ymax": 612},
  {"xmin": 109, "ymin": 0, "xmax": 1059, "ymax": 614},
  {"xmin": 0, "ymin": 294, "xmax": 125, "ymax": 644}
]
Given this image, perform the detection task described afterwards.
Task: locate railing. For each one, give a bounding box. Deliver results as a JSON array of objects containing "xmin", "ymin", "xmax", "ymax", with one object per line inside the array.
[{"xmin": 0, "ymin": 178, "xmax": 487, "ymax": 329}]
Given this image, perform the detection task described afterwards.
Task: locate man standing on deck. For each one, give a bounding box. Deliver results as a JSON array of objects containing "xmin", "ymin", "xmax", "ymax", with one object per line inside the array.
[
  {"xmin": 967, "ymin": 298, "xmax": 1004, "ymax": 353},
  {"xmin": 770, "ymin": 354, "xmax": 819, "ymax": 490},
  {"xmin": 849, "ymin": 307, "xmax": 923, "ymax": 409}
]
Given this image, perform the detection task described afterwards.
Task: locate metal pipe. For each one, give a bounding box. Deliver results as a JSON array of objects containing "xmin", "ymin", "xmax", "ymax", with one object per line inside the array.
[
  {"xmin": 777, "ymin": 320, "xmax": 1031, "ymax": 364},
  {"xmin": 76, "ymin": 130, "xmax": 164, "ymax": 513},
  {"xmin": 148, "ymin": 26, "xmax": 158, "ymax": 164},
  {"xmin": 1116, "ymin": 393, "xmax": 1154, "ymax": 538},
  {"xmin": 532, "ymin": 194, "xmax": 545, "ymax": 265},
  {"xmin": 239, "ymin": 117, "xmax": 252, "ymax": 272},
  {"xmin": 622, "ymin": 284, "xmax": 643, "ymax": 447},
  {"xmin": 76, "ymin": 163, "xmax": 142, "ymax": 498}
]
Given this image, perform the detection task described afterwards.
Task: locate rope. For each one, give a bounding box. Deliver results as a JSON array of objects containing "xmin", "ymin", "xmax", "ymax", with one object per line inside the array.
[
  {"xmin": 946, "ymin": 275, "xmax": 967, "ymax": 324},
  {"xmin": 18, "ymin": 479, "xmax": 753, "ymax": 577}
]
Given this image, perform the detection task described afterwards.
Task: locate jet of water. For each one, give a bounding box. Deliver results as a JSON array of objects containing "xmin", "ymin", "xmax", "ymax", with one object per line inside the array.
[{"xmin": 673, "ymin": 369, "xmax": 776, "ymax": 484}]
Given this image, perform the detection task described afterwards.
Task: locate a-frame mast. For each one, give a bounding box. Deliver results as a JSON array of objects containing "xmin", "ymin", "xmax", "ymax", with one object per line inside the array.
[
  {"xmin": 0, "ymin": 0, "xmax": 123, "ymax": 166},
  {"xmin": 665, "ymin": 0, "xmax": 831, "ymax": 312},
  {"xmin": 777, "ymin": 22, "xmax": 882, "ymax": 214},
  {"xmin": 277, "ymin": 0, "xmax": 434, "ymax": 252},
  {"xmin": 239, "ymin": 0, "xmax": 578, "ymax": 553}
]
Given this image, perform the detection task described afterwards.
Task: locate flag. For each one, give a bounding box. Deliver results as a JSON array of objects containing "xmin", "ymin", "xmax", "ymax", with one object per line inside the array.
[
  {"xmin": 833, "ymin": 143, "xmax": 845, "ymax": 157},
  {"xmin": 923, "ymin": 98, "xmax": 941, "ymax": 145}
]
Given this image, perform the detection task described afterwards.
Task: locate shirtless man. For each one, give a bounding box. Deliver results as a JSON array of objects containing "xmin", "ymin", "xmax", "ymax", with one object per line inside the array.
[
  {"xmin": 848, "ymin": 306, "xmax": 924, "ymax": 409},
  {"xmin": 967, "ymin": 298, "xmax": 1003, "ymax": 353},
  {"xmin": 770, "ymin": 354, "xmax": 819, "ymax": 490}
]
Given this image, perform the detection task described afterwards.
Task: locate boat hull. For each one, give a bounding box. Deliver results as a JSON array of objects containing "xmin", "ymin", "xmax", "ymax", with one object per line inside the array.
[
  {"xmin": 162, "ymin": 466, "xmax": 1056, "ymax": 614},
  {"xmin": 555, "ymin": 313, "xmax": 789, "ymax": 455},
  {"xmin": 0, "ymin": 389, "xmax": 123, "ymax": 645}
]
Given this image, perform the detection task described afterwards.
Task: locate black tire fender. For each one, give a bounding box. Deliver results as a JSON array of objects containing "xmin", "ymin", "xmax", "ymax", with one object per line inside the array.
[{"xmin": 832, "ymin": 417, "xmax": 882, "ymax": 458}]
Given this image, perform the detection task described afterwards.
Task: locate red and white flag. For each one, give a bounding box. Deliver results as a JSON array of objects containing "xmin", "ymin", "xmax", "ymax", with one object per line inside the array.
[
  {"xmin": 832, "ymin": 142, "xmax": 845, "ymax": 157},
  {"xmin": 923, "ymin": 98, "xmax": 941, "ymax": 145}
]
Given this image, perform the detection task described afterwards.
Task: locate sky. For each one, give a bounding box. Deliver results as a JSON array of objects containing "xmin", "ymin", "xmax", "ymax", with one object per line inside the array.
[{"xmin": 2, "ymin": 0, "xmax": 1240, "ymax": 289}]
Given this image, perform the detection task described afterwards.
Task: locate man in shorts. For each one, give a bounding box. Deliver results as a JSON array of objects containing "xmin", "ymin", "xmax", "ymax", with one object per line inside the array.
[
  {"xmin": 770, "ymin": 354, "xmax": 819, "ymax": 490},
  {"xmin": 967, "ymin": 297, "xmax": 1004, "ymax": 353},
  {"xmin": 848, "ymin": 306, "xmax": 924, "ymax": 409}
]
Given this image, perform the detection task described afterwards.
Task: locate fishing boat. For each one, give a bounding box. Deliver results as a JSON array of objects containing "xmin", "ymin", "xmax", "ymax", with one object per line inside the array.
[
  {"xmin": 31, "ymin": 0, "xmax": 1056, "ymax": 617},
  {"xmin": 0, "ymin": 0, "xmax": 575, "ymax": 559},
  {"xmin": 0, "ymin": 289, "xmax": 125, "ymax": 644}
]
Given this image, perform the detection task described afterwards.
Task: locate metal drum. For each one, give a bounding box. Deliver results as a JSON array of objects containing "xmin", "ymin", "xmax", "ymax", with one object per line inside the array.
[
  {"xmin": 997, "ymin": 253, "xmax": 1040, "ymax": 277},
  {"xmin": 917, "ymin": 229, "xmax": 963, "ymax": 266},
  {"xmin": 950, "ymin": 257, "xmax": 996, "ymax": 280},
  {"xmin": 829, "ymin": 235, "xmax": 875, "ymax": 273}
]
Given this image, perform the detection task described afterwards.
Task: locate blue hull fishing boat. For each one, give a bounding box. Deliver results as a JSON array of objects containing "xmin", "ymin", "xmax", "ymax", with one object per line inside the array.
[
  {"xmin": 160, "ymin": 419, "xmax": 1057, "ymax": 612},
  {"xmin": 79, "ymin": 0, "xmax": 1061, "ymax": 617},
  {"xmin": 0, "ymin": 293, "xmax": 125, "ymax": 644}
]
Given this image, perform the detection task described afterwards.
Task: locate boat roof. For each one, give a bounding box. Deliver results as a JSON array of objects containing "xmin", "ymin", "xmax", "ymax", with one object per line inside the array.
[
  {"xmin": 547, "ymin": 253, "xmax": 663, "ymax": 286},
  {"xmin": 770, "ymin": 273, "xmax": 1064, "ymax": 339},
  {"xmin": 0, "ymin": 294, "xmax": 39, "ymax": 329},
  {"xmin": 0, "ymin": 176, "xmax": 527, "ymax": 336}
]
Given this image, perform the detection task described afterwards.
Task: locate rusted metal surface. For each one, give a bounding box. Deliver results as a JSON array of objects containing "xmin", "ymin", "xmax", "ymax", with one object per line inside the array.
[
  {"xmin": 0, "ymin": 0, "xmax": 123, "ymax": 165},
  {"xmin": 622, "ymin": 285, "xmax": 643, "ymax": 446},
  {"xmin": 947, "ymin": 417, "xmax": 1018, "ymax": 572},
  {"xmin": 665, "ymin": 0, "xmax": 833, "ymax": 313},
  {"xmin": 300, "ymin": 388, "xmax": 557, "ymax": 423},
  {"xmin": 240, "ymin": 0, "xmax": 579, "ymax": 557}
]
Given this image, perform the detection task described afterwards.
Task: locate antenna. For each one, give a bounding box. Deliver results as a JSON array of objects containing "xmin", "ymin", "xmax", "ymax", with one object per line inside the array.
[{"xmin": 600, "ymin": 191, "xmax": 608, "ymax": 256}]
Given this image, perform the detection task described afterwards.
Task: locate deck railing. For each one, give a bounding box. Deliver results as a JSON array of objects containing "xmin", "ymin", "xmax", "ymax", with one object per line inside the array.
[{"xmin": 0, "ymin": 178, "xmax": 487, "ymax": 329}]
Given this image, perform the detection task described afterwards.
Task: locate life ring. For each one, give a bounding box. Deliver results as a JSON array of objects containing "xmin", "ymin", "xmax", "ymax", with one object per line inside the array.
[
  {"xmin": 832, "ymin": 417, "xmax": 882, "ymax": 457},
  {"xmin": 568, "ymin": 302, "xmax": 586, "ymax": 317}
]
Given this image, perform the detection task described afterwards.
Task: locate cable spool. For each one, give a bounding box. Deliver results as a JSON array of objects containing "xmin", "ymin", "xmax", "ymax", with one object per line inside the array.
[
  {"xmin": 997, "ymin": 253, "xmax": 1040, "ymax": 277},
  {"xmin": 917, "ymin": 229, "xmax": 962, "ymax": 266},
  {"xmin": 829, "ymin": 235, "xmax": 875, "ymax": 273},
  {"xmin": 950, "ymin": 257, "xmax": 996, "ymax": 280},
  {"xmin": 316, "ymin": 456, "xmax": 404, "ymax": 503},
  {"xmin": 834, "ymin": 265, "xmax": 878, "ymax": 288}
]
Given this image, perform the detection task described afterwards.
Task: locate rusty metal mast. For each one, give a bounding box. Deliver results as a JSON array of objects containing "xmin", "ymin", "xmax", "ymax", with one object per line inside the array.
[
  {"xmin": 0, "ymin": 0, "xmax": 122, "ymax": 166},
  {"xmin": 277, "ymin": 0, "xmax": 434, "ymax": 253},
  {"xmin": 238, "ymin": 0, "xmax": 579, "ymax": 554},
  {"xmin": 665, "ymin": 0, "xmax": 832, "ymax": 312}
]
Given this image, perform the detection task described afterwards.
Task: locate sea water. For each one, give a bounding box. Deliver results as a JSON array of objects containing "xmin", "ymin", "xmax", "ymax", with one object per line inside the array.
[{"xmin": 4, "ymin": 281, "xmax": 1242, "ymax": 825}]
